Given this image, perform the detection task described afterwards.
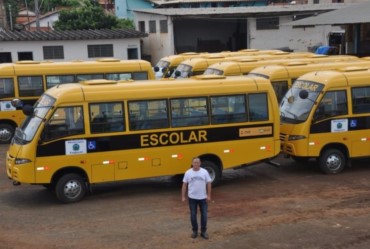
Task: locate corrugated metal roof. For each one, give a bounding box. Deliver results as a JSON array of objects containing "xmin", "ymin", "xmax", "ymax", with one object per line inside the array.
[
  {"xmin": 134, "ymin": 3, "xmax": 351, "ymax": 16},
  {"xmin": 152, "ymin": 0, "xmax": 259, "ymax": 4},
  {"xmin": 0, "ymin": 29, "xmax": 147, "ymax": 41},
  {"xmin": 283, "ymin": 2, "xmax": 370, "ymax": 26}
]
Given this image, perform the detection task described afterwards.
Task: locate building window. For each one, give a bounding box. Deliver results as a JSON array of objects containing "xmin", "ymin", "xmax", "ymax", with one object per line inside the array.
[
  {"xmin": 313, "ymin": 0, "xmax": 319, "ymax": 3},
  {"xmin": 43, "ymin": 46, "xmax": 64, "ymax": 59},
  {"xmin": 256, "ymin": 17, "xmax": 279, "ymax": 30},
  {"xmin": 138, "ymin": 21, "xmax": 145, "ymax": 32},
  {"xmin": 149, "ymin": 20, "xmax": 156, "ymax": 33},
  {"xmin": 87, "ymin": 44, "xmax": 113, "ymax": 58},
  {"xmin": 128, "ymin": 48, "xmax": 138, "ymax": 59},
  {"xmin": 160, "ymin": 20, "xmax": 168, "ymax": 33}
]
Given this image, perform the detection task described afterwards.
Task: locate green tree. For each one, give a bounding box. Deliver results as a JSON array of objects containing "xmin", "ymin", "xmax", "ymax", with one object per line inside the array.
[
  {"xmin": 54, "ymin": 6, "xmax": 134, "ymax": 30},
  {"xmin": 27, "ymin": 0, "xmax": 94, "ymax": 14},
  {"xmin": 4, "ymin": 0, "xmax": 21, "ymax": 30}
]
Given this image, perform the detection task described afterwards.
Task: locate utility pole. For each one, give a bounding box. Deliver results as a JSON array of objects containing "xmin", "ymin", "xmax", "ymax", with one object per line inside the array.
[
  {"xmin": 35, "ymin": 0, "xmax": 40, "ymax": 30},
  {"xmin": 8, "ymin": 4, "xmax": 12, "ymax": 30}
]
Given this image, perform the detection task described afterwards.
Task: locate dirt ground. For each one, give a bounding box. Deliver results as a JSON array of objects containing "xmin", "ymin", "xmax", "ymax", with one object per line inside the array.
[{"xmin": 1, "ymin": 143, "xmax": 370, "ymax": 249}]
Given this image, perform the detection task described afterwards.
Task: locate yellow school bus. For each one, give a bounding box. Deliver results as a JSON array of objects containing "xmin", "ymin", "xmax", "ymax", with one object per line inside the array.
[
  {"xmin": 0, "ymin": 59, "xmax": 155, "ymax": 144},
  {"xmin": 171, "ymin": 52, "xmax": 319, "ymax": 79},
  {"xmin": 153, "ymin": 52, "xmax": 208, "ymax": 79},
  {"xmin": 248, "ymin": 59, "xmax": 370, "ymax": 103},
  {"xmin": 204, "ymin": 55, "xmax": 359, "ymax": 77},
  {"xmin": 280, "ymin": 67, "xmax": 370, "ymax": 174},
  {"xmin": 7, "ymin": 75, "xmax": 280, "ymax": 203},
  {"xmin": 153, "ymin": 49, "xmax": 286, "ymax": 79}
]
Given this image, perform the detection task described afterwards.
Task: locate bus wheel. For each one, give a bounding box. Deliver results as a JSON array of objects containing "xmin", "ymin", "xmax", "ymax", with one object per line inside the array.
[
  {"xmin": 202, "ymin": 161, "xmax": 221, "ymax": 186},
  {"xmin": 55, "ymin": 173, "xmax": 87, "ymax": 203},
  {"xmin": 319, "ymin": 149, "xmax": 345, "ymax": 174},
  {"xmin": 0, "ymin": 124, "xmax": 15, "ymax": 144}
]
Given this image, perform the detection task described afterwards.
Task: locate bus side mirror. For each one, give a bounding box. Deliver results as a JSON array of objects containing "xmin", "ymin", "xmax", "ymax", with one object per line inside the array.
[
  {"xmin": 174, "ymin": 71, "xmax": 181, "ymax": 78},
  {"xmin": 11, "ymin": 99, "xmax": 23, "ymax": 108},
  {"xmin": 153, "ymin": 66, "xmax": 159, "ymax": 72},
  {"xmin": 299, "ymin": 90, "xmax": 309, "ymax": 99},
  {"xmin": 22, "ymin": 104, "xmax": 34, "ymax": 116}
]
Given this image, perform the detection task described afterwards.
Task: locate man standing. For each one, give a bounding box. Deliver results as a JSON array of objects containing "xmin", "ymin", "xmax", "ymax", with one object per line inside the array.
[{"xmin": 181, "ymin": 157, "xmax": 212, "ymax": 239}]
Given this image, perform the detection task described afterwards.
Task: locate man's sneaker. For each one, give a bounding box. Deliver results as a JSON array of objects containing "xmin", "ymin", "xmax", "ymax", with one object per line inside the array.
[
  {"xmin": 191, "ymin": 232, "xmax": 198, "ymax": 239},
  {"xmin": 201, "ymin": 232, "xmax": 209, "ymax": 239}
]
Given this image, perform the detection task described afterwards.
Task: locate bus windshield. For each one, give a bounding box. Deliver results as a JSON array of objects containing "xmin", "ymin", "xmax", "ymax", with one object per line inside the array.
[
  {"xmin": 155, "ymin": 60, "xmax": 170, "ymax": 69},
  {"xmin": 14, "ymin": 94, "xmax": 55, "ymax": 144},
  {"xmin": 171, "ymin": 64, "xmax": 192, "ymax": 79},
  {"xmin": 280, "ymin": 80, "xmax": 324, "ymax": 124},
  {"xmin": 203, "ymin": 68, "xmax": 223, "ymax": 75}
]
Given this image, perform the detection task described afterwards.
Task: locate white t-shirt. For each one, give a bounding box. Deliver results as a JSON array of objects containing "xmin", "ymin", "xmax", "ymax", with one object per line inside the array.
[{"xmin": 183, "ymin": 168, "xmax": 212, "ymax": 200}]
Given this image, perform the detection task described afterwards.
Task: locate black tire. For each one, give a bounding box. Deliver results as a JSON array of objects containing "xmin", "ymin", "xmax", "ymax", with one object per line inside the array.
[
  {"xmin": 319, "ymin": 148, "xmax": 346, "ymax": 174},
  {"xmin": 202, "ymin": 161, "xmax": 221, "ymax": 186},
  {"xmin": 171, "ymin": 174, "xmax": 184, "ymax": 185},
  {"xmin": 0, "ymin": 124, "xmax": 15, "ymax": 144},
  {"xmin": 55, "ymin": 173, "xmax": 87, "ymax": 203}
]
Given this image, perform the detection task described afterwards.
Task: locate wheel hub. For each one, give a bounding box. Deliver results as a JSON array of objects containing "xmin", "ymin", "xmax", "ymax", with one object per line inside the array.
[
  {"xmin": 326, "ymin": 155, "xmax": 341, "ymax": 170},
  {"xmin": 64, "ymin": 180, "xmax": 81, "ymax": 199},
  {"xmin": 0, "ymin": 129, "xmax": 11, "ymax": 141}
]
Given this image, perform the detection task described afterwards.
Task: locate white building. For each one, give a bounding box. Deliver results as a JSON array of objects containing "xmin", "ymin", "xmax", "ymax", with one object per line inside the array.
[
  {"xmin": 0, "ymin": 29, "xmax": 147, "ymax": 63},
  {"xmin": 133, "ymin": 3, "xmax": 351, "ymax": 64}
]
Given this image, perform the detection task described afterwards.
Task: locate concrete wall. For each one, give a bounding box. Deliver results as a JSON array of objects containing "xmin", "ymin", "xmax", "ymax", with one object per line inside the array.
[
  {"xmin": 116, "ymin": 0, "xmax": 153, "ymax": 19},
  {"xmin": 135, "ymin": 11, "xmax": 344, "ymax": 63},
  {"xmin": 248, "ymin": 15, "xmax": 343, "ymax": 52},
  {"xmin": 29, "ymin": 13, "xmax": 59, "ymax": 29},
  {"xmin": 135, "ymin": 12, "xmax": 173, "ymax": 65},
  {"xmin": 0, "ymin": 38, "xmax": 141, "ymax": 62}
]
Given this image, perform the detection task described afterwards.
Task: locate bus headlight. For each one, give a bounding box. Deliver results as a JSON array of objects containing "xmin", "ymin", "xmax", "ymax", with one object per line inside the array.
[
  {"xmin": 288, "ymin": 135, "xmax": 306, "ymax": 141},
  {"xmin": 15, "ymin": 158, "xmax": 32, "ymax": 165}
]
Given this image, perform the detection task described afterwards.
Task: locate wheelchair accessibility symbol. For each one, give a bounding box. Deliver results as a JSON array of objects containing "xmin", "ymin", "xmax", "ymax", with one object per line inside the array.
[
  {"xmin": 88, "ymin": 141, "xmax": 96, "ymax": 150},
  {"xmin": 350, "ymin": 119, "xmax": 357, "ymax": 128}
]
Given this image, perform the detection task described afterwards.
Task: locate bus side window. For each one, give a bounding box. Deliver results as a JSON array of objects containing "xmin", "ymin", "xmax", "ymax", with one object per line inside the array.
[
  {"xmin": 133, "ymin": 72, "xmax": 149, "ymax": 80},
  {"xmin": 128, "ymin": 100, "xmax": 168, "ymax": 130},
  {"xmin": 211, "ymin": 95, "xmax": 247, "ymax": 124},
  {"xmin": 18, "ymin": 76, "xmax": 44, "ymax": 97},
  {"xmin": 314, "ymin": 91, "xmax": 347, "ymax": 121},
  {"xmin": 0, "ymin": 78, "xmax": 15, "ymax": 98},
  {"xmin": 248, "ymin": 93, "xmax": 268, "ymax": 121},
  {"xmin": 43, "ymin": 106, "xmax": 84, "ymax": 141},
  {"xmin": 106, "ymin": 73, "xmax": 132, "ymax": 81},
  {"xmin": 352, "ymin": 87, "xmax": 370, "ymax": 114},
  {"xmin": 46, "ymin": 75, "xmax": 75, "ymax": 89},
  {"xmin": 272, "ymin": 81, "xmax": 288, "ymax": 103},
  {"xmin": 171, "ymin": 97, "xmax": 208, "ymax": 127},
  {"xmin": 90, "ymin": 102, "xmax": 125, "ymax": 133},
  {"xmin": 76, "ymin": 74, "xmax": 104, "ymax": 81}
]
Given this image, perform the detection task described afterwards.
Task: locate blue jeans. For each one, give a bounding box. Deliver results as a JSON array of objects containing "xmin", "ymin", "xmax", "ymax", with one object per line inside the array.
[{"xmin": 188, "ymin": 198, "xmax": 208, "ymax": 233}]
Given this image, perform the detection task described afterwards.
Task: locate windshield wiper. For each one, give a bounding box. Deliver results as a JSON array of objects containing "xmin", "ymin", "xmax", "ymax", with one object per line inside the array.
[{"xmin": 283, "ymin": 109, "xmax": 298, "ymax": 120}]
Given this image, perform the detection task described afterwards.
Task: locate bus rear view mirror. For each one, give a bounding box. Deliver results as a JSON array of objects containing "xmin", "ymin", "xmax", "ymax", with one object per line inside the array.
[
  {"xmin": 11, "ymin": 99, "xmax": 23, "ymax": 108},
  {"xmin": 174, "ymin": 70, "xmax": 181, "ymax": 78},
  {"xmin": 22, "ymin": 105, "xmax": 34, "ymax": 116},
  {"xmin": 299, "ymin": 90, "xmax": 309, "ymax": 99}
]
